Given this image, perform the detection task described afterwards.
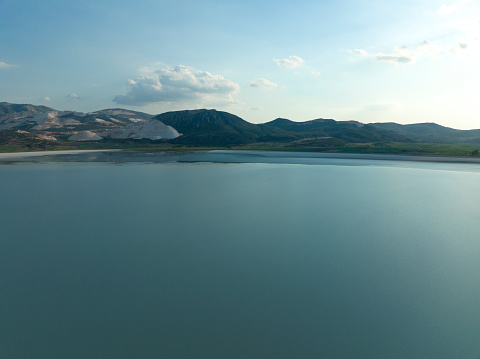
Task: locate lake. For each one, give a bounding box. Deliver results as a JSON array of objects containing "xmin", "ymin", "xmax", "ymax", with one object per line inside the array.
[{"xmin": 1, "ymin": 150, "xmax": 480, "ymax": 359}]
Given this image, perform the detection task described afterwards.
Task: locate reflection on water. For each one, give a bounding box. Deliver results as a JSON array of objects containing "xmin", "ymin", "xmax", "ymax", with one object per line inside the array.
[{"xmin": 2, "ymin": 149, "xmax": 480, "ymax": 172}]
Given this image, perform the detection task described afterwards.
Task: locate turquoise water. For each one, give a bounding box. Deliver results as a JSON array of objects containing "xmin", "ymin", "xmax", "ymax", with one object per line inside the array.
[{"xmin": 1, "ymin": 153, "xmax": 480, "ymax": 358}]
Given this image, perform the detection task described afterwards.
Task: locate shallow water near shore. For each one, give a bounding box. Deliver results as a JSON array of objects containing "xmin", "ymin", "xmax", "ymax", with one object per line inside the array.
[{"xmin": 1, "ymin": 152, "xmax": 480, "ymax": 358}]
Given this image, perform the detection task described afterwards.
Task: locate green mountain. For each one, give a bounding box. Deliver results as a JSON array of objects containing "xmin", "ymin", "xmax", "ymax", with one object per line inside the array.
[
  {"xmin": 370, "ymin": 122, "xmax": 480, "ymax": 143},
  {"xmin": 3, "ymin": 102, "xmax": 480, "ymax": 148},
  {"xmin": 154, "ymin": 110, "xmax": 411, "ymax": 146},
  {"xmin": 263, "ymin": 118, "xmax": 410, "ymax": 143},
  {"xmin": 154, "ymin": 109, "xmax": 291, "ymax": 146}
]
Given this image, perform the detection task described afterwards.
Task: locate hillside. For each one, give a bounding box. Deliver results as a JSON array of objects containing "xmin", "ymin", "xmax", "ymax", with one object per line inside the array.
[
  {"xmin": 0, "ymin": 103, "xmax": 155, "ymax": 132},
  {"xmin": 2, "ymin": 102, "xmax": 480, "ymax": 154},
  {"xmin": 154, "ymin": 109, "xmax": 283, "ymax": 146},
  {"xmin": 0, "ymin": 129, "xmax": 57, "ymax": 150},
  {"xmin": 264, "ymin": 118, "xmax": 410, "ymax": 143},
  {"xmin": 154, "ymin": 109, "xmax": 410, "ymax": 146},
  {"xmin": 0, "ymin": 102, "xmax": 55, "ymax": 127},
  {"xmin": 370, "ymin": 122, "xmax": 480, "ymax": 143}
]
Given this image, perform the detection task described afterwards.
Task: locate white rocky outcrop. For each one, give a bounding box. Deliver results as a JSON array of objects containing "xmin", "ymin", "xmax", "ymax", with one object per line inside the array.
[
  {"xmin": 102, "ymin": 119, "xmax": 180, "ymax": 140},
  {"xmin": 0, "ymin": 111, "xmax": 86, "ymax": 130},
  {"xmin": 31, "ymin": 111, "xmax": 82, "ymax": 130},
  {"xmin": 68, "ymin": 131, "xmax": 103, "ymax": 141},
  {"xmin": 36, "ymin": 134, "xmax": 58, "ymax": 141},
  {"xmin": 93, "ymin": 109, "xmax": 138, "ymax": 116}
]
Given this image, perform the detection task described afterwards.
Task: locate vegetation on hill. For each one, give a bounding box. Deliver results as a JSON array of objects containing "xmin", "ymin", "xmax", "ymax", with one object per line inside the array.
[
  {"xmin": 370, "ymin": 122, "xmax": 480, "ymax": 143},
  {"xmin": 264, "ymin": 118, "xmax": 410, "ymax": 143},
  {"xmin": 2, "ymin": 102, "xmax": 480, "ymax": 157},
  {"xmin": 155, "ymin": 109, "xmax": 410, "ymax": 146},
  {"xmin": 0, "ymin": 130, "xmax": 57, "ymax": 151},
  {"xmin": 154, "ymin": 109, "xmax": 279, "ymax": 146}
]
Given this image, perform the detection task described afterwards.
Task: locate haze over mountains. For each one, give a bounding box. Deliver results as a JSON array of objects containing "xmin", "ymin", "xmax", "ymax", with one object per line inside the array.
[{"xmin": 1, "ymin": 102, "xmax": 480, "ymax": 148}]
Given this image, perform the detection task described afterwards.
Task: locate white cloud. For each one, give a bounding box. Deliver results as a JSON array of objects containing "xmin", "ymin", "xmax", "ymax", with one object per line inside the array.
[
  {"xmin": 273, "ymin": 55, "xmax": 304, "ymax": 68},
  {"xmin": 448, "ymin": 41, "xmax": 470, "ymax": 54},
  {"xmin": 311, "ymin": 71, "xmax": 321, "ymax": 77},
  {"xmin": 349, "ymin": 49, "xmax": 369, "ymax": 56},
  {"xmin": 438, "ymin": 3, "xmax": 459, "ymax": 15},
  {"xmin": 0, "ymin": 61, "xmax": 17, "ymax": 69},
  {"xmin": 416, "ymin": 40, "xmax": 445, "ymax": 59},
  {"xmin": 42, "ymin": 97, "xmax": 51, "ymax": 102},
  {"xmin": 251, "ymin": 106, "xmax": 263, "ymax": 111},
  {"xmin": 68, "ymin": 93, "xmax": 80, "ymax": 101},
  {"xmin": 351, "ymin": 39, "xmax": 462, "ymax": 65},
  {"xmin": 371, "ymin": 38, "xmax": 472, "ymax": 64},
  {"xmin": 114, "ymin": 64, "xmax": 240, "ymax": 106},
  {"xmin": 249, "ymin": 78, "xmax": 277, "ymax": 89},
  {"xmin": 374, "ymin": 46, "xmax": 416, "ymax": 64}
]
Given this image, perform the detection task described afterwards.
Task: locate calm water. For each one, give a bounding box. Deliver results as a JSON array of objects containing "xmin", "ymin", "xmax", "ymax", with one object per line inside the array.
[{"xmin": 1, "ymin": 152, "xmax": 480, "ymax": 358}]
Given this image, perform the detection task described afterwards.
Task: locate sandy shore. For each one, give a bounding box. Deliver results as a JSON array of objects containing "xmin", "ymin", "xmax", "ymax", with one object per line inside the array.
[{"xmin": 0, "ymin": 149, "xmax": 121, "ymax": 159}]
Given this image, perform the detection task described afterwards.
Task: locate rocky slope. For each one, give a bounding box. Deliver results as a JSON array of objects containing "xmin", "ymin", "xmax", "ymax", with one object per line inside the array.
[
  {"xmin": 0, "ymin": 103, "xmax": 179, "ymax": 141},
  {"xmin": 0, "ymin": 103, "xmax": 155, "ymax": 132},
  {"xmin": 3, "ymin": 102, "xmax": 480, "ymax": 147},
  {"xmin": 101, "ymin": 119, "xmax": 180, "ymax": 140}
]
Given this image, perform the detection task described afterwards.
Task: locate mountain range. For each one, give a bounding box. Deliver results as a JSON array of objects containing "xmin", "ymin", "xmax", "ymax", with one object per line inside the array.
[{"xmin": 1, "ymin": 102, "xmax": 480, "ymax": 148}]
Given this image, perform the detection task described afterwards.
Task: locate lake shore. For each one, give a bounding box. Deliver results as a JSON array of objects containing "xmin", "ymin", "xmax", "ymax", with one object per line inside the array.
[
  {"xmin": 0, "ymin": 149, "xmax": 121, "ymax": 159},
  {"xmin": 1, "ymin": 148, "xmax": 480, "ymax": 166}
]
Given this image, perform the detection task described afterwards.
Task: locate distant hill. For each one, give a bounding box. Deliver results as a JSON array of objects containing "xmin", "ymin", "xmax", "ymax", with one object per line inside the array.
[
  {"xmin": 264, "ymin": 118, "xmax": 410, "ymax": 143},
  {"xmin": 0, "ymin": 103, "xmax": 155, "ymax": 134},
  {"xmin": 2, "ymin": 101, "xmax": 480, "ymax": 148},
  {"xmin": 0, "ymin": 102, "xmax": 55, "ymax": 124},
  {"xmin": 154, "ymin": 109, "xmax": 277, "ymax": 146},
  {"xmin": 154, "ymin": 110, "xmax": 410, "ymax": 146},
  {"xmin": 370, "ymin": 122, "xmax": 480, "ymax": 143}
]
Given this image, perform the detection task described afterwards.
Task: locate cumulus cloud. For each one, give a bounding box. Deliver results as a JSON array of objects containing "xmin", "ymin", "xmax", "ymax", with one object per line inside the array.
[
  {"xmin": 438, "ymin": 3, "xmax": 458, "ymax": 15},
  {"xmin": 68, "ymin": 93, "xmax": 80, "ymax": 101},
  {"xmin": 114, "ymin": 64, "xmax": 240, "ymax": 106},
  {"xmin": 311, "ymin": 71, "xmax": 321, "ymax": 77},
  {"xmin": 249, "ymin": 78, "xmax": 277, "ymax": 89},
  {"xmin": 273, "ymin": 55, "xmax": 304, "ymax": 68},
  {"xmin": 0, "ymin": 61, "xmax": 16, "ymax": 69},
  {"xmin": 42, "ymin": 97, "xmax": 51, "ymax": 102}
]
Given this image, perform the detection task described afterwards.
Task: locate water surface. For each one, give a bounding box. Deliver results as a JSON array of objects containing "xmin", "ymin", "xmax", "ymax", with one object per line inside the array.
[{"xmin": 1, "ymin": 152, "xmax": 480, "ymax": 358}]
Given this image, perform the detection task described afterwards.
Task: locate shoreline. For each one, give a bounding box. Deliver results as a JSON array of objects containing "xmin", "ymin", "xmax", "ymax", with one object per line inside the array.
[
  {"xmin": 209, "ymin": 150, "xmax": 480, "ymax": 164},
  {"xmin": 1, "ymin": 148, "xmax": 480, "ymax": 166},
  {"xmin": 0, "ymin": 149, "xmax": 121, "ymax": 159}
]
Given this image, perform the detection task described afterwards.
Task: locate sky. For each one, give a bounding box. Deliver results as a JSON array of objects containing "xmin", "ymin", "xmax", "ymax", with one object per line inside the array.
[{"xmin": 1, "ymin": 0, "xmax": 480, "ymax": 129}]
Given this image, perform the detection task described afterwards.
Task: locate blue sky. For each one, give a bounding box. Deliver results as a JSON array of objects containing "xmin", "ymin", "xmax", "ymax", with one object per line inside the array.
[{"xmin": 1, "ymin": 0, "xmax": 479, "ymax": 129}]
